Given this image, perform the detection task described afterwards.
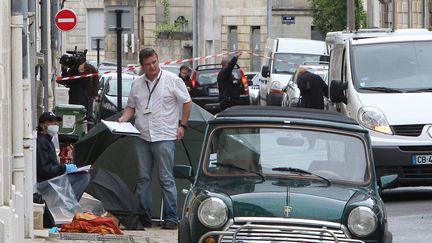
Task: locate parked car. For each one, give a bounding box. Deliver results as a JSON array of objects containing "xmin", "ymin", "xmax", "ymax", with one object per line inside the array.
[
  {"xmin": 94, "ymin": 73, "xmax": 137, "ymax": 122},
  {"xmin": 190, "ymin": 63, "xmax": 249, "ymax": 114},
  {"xmin": 281, "ymin": 62, "xmax": 329, "ymax": 108},
  {"xmin": 175, "ymin": 106, "xmax": 396, "ymax": 243},
  {"xmin": 88, "ymin": 60, "xmax": 118, "ymax": 76},
  {"xmin": 244, "ymin": 71, "xmax": 258, "ymax": 84},
  {"xmin": 249, "ymin": 73, "xmax": 261, "ymax": 105},
  {"xmin": 161, "ymin": 64, "xmax": 182, "ymax": 76},
  {"xmin": 259, "ymin": 38, "xmax": 329, "ymax": 106},
  {"xmin": 326, "ymin": 28, "xmax": 432, "ymax": 187}
]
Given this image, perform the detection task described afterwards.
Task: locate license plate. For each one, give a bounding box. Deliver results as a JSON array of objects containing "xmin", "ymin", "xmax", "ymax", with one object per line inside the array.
[
  {"xmin": 208, "ymin": 87, "xmax": 219, "ymax": 96},
  {"xmin": 412, "ymin": 154, "xmax": 432, "ymax": 164}
]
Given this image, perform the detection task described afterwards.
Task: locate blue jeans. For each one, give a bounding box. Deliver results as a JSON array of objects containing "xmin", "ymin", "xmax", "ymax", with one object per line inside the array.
[{"xmin": 135, "ymin": 138, "xmax": 178, "ymax": 224}]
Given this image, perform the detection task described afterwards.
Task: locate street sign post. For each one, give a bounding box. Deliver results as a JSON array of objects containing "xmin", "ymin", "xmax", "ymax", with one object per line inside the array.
[
  {"xmin": 105, "ymin": 6, "xmax": 134, "ymax": 111},
  {"xmin": 55, "ymin": 8, "xmax": 77, "ymax": 31}
]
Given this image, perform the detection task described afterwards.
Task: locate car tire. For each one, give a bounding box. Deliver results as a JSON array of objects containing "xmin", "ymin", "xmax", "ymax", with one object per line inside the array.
[{"xmin": 178, "ymin": 219, "xmax": 191, "ymax": 243}]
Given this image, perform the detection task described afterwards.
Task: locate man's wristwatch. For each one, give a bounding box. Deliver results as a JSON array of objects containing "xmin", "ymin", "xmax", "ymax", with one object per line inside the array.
[{"xmin": 179, "ymin": 124, "xmax": 188, "ymax": 130}]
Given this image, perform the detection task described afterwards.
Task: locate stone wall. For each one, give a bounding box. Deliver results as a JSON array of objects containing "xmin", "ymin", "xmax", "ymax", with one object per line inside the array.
[{"xmin": 155, "ymin": 32, "xmax": 193, "ymax": 63}]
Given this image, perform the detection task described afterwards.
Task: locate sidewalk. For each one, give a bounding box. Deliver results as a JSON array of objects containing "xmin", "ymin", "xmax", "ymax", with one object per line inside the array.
[{"xmin": 28, "ymin": 223, "xmax": 177, "ymax": 243}]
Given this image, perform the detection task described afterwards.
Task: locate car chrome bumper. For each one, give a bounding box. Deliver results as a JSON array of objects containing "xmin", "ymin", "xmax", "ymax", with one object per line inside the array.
[{"xmin": 199, "ymin": 217, "xmax": 365, "ymax": 243}]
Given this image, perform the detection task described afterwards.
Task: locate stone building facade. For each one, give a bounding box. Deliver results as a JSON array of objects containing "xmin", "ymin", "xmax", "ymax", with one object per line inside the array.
[
  {"xmin": 62, "ymin": 0, "xmax": 319, "ymax": 70},
  {"xmin": 380, "ymin": 0, "xmax": 431, "ymax": 29}
]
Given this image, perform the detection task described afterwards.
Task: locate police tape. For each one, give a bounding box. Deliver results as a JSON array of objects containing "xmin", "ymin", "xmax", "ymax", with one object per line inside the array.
[
  {"xmin": 55, "ymin": 50, "xmax": 297, "ymax": 81},
  {"xmin": 245, "ymin": 51, "xmax": 299, "ymax": 66}
]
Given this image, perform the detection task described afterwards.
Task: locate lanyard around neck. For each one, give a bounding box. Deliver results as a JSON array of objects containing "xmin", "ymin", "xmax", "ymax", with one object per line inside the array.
[{"xmin": 145, "ymin": 71, "xmax": 163, "ymax": 109}]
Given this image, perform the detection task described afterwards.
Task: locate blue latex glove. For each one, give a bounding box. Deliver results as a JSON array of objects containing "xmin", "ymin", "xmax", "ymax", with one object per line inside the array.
[
  {"xmin": 48, "ymin": 226, "xmax": 59, "ymax": 233},
  {"xmin": 65, "ymin": 164, "xmax": 78, "ymax": 173}
]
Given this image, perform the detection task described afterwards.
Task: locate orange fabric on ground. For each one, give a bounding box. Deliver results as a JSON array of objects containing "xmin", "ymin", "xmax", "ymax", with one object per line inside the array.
[{"xmin": 60, "ymin": 212, "xmax": 123, "ymax": 235}]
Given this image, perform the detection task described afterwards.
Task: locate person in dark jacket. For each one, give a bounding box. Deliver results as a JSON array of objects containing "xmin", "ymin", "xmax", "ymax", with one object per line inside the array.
[
  {"xmin": 179, "ymin": 65, "xmax": 192, "ymax": 91},
  {"xmin": 296, "ymin": 67, "xmax": 329, "ymax": 109},
  {"xmin": 59, "ymin": 62, "xmax": 98, "ymax": 129},
  {"xmin": 37, "ymin": 111, "xmax": 91, "ymax": 227},
  {"xmin": 36, "ymin": 111, "xmax": 90, "ymax": 197},
  {"xmin": 217, "ymin": 52, "xmax": 242, "ymax": 111}
]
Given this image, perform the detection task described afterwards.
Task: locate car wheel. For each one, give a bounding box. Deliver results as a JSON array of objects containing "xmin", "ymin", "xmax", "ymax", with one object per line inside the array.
[{"xmin": 178, "ymin": 219, "xmax": 191, "ymax": 243}]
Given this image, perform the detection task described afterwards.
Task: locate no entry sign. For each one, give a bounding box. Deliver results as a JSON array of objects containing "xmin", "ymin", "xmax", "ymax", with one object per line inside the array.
[{"xmin": 55, "ymin": 9, "xmax": 77, "ymax": 31}]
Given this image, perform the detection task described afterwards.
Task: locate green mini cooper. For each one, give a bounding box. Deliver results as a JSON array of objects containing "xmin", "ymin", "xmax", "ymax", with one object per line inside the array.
[{"xmin": 175, "ymin": 106, "xmax": 396, "ymax": 243}]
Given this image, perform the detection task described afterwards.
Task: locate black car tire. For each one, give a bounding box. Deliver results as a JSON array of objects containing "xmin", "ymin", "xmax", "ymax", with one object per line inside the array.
[{"xmin": 178, "ymin": 219, "xmax": 191, "ymax": 243}]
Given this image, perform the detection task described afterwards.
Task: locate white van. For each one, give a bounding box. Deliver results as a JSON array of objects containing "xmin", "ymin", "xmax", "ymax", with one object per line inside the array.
[
  {"xmin": 259, "ymin": 38, "xmax": 328, "ymax": 106},
  {"xmin": 326, "ymin": 28, "xmax": 432, "ymax": 187}
]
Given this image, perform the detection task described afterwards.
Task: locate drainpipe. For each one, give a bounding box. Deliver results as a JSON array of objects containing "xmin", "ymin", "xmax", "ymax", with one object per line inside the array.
[
  {"xmin": 28, "ymin": 0, "xmax": 37, "ymax": 126},
  {"xmin": 41, "ymin": 0, "xmax": 49, "ymax": 111},
  {"xmin": 422, "ymin": 0, "xmax": 426, "ymax": 28},
  {"xmin": 137, "ymin": 0, "xmax": 140, "ymax": 62},
  {"xmin": 192, "ymin": 0, "xmax": 197, "ymax": 69},
  {"xmin": 267, "ymin": 0, "xmax": 272, "ymax": 38},
  {"xmin": 11, "ymin": 5, "xmax": 26, "ymax": 243},
  {"xmin": 22, "ymin": 1, "xmax": 35, "ymax": 237}
]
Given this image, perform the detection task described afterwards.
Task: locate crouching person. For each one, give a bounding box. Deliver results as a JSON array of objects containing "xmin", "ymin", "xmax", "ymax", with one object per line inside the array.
[{"xmin": 36, "ymin": 111, "xmax": 90, "ymax": 227}]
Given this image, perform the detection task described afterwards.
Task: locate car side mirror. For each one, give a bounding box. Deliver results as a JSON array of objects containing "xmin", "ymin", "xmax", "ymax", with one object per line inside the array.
[
  {"xmin": 379, "ymin": 174, "xmax": 398, "ymax": 190},
  {"xmin": 329, "ymin": 80, "xmax": 348, "ymax": 104},
  {"xmin": 261, "ymin": 66, "xmax": 270, "ymax": 78},
  {"xmin": 174, "ymin": 165, "xmax": 194, "ymax": 183}
]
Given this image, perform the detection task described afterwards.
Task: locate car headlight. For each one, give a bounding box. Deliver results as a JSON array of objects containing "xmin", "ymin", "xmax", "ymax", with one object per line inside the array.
[
  {"xmin": 197, "ymin": 198, "xmax": 228, "ymax": 228},
  {"xmin": 357, "ymin": 107, "xmax": 392, "ymax": 135},
  {"xmin": 348, "ymin": 206, "xmax": 377, "ymax": 237},
  {"xmin": 271, "ymin": 81, "xmax": 283, "ymax": 90}
]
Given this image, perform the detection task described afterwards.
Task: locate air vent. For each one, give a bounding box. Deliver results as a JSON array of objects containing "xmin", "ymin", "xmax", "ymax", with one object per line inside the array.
[{"xmin": 392, "ymin": 124, "xmax": 424, "ymax": 137}]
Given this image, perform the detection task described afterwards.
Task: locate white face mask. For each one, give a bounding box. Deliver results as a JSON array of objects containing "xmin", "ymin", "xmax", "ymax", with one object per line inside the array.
[{"xmin": 47, "ymin": 125, "xmax": 59, "ymax": 137}]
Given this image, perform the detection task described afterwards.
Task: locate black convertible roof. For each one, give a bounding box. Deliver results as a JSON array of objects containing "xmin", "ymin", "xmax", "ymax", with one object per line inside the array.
[{"xmin": 217, "ymin": 106, "xmax": 358, "ymax": 125}]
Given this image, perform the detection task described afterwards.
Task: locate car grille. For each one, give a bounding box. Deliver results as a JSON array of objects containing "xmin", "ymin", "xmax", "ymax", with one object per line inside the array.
[
  {"xmin": 392, "ymin": 124, "xmax": 424, "ymax": 137},
  {"xmin": 201, "ymin": 218, "xmax": 365, "ymax": 243}
]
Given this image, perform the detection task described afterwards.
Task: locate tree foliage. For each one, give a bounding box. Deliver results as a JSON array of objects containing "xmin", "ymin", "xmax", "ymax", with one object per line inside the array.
[{"xmin": 310, "ymin": 0, "xmax": 367, "ymax": 36}]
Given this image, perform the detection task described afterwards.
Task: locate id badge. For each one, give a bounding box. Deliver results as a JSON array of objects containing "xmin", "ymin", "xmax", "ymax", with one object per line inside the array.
[{"xmin": 143, "ymin": 108, "xmax": 152, "ymax": 115}]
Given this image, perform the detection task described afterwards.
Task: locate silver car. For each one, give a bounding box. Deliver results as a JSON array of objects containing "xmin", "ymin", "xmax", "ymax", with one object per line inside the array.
[
  {"xmin": 281, "ymin": 63, "xmax": 329, "ymax": 108},
  {"xmin": 249, "ymin": 73, "xmax": 261, "ymax": 105}
]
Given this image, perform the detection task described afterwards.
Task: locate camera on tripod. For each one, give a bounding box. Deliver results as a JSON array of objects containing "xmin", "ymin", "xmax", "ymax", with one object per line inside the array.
[{"xmin": 60, "ymin": 46, "xmax": 88, "ymax": 70}]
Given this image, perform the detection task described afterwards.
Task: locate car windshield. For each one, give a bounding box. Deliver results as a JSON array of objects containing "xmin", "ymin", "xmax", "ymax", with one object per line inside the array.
[
  {"xmin": 294, "ymin": 67, "xmax": 328, "ymax": 84},
  {"xmin": 106, "ymin": 77, "xmax": 134, "ymax": 96},
  {"xmin": 273, "ymin": 53, "xmax": 328, "ymax": 75},
  {"xmin": 352, "ymin": 41, "xmax": 432, "ymax": 92},
  {"xmin": 197, "ymin": 70, "xmax": 240, "ymax": 85},
  {"xmin": 204, "ymin": 126, "xmax": 368, "ymax": 183}
]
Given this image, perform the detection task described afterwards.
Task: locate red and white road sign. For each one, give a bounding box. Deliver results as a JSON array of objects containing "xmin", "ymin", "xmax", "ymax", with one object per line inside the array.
[{"xmin": 55, "ymin": 9, "xmax": 77, "ymax": 31}]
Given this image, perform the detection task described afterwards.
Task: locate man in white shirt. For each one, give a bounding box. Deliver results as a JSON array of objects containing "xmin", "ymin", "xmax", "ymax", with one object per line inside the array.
[{"xmin": 118, "ymin": 48, "xmax": 192, "ymax": 229}]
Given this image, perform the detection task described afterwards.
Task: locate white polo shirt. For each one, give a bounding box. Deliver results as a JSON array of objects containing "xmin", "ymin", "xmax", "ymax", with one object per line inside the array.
[{"xmin": 127, "ymin": 70, "xmax": 191, "ymax": 142}]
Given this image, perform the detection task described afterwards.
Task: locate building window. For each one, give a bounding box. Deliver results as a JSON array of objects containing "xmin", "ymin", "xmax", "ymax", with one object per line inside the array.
[
  {"xmin": 228, "ymin": 26, "xmax": 238, "ymax": 51},
  {"xmin": 87, "ymin": 9, "xmax": 104, "ymax": 51},
  {"xmin": 205, "ymin": 40, "xmax": 214, "ymax": 64},
  {"xmin": 251, "ymin": 26, "xmax": 261, "ymax": 71}
]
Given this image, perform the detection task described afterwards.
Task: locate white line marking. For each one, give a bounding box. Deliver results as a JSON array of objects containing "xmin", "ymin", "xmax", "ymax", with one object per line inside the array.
[{"xmin": 58, "ymin": 18, "xmax": 75, "ymax": 23}]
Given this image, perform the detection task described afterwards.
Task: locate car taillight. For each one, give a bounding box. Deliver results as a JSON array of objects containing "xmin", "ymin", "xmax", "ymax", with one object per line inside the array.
[
  {"xmin": 240, "ymin": 70, "xmax": 249, "ymax": 95},
  {"xmin": 191, "ymin": 72, "xmax": 197, "ymax": 89}
]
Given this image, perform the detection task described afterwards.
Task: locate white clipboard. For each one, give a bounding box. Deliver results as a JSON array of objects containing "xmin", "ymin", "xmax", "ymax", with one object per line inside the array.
[{"xmin": 101, "ymin": 120, "xmax": 141, "ymax": 136}]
